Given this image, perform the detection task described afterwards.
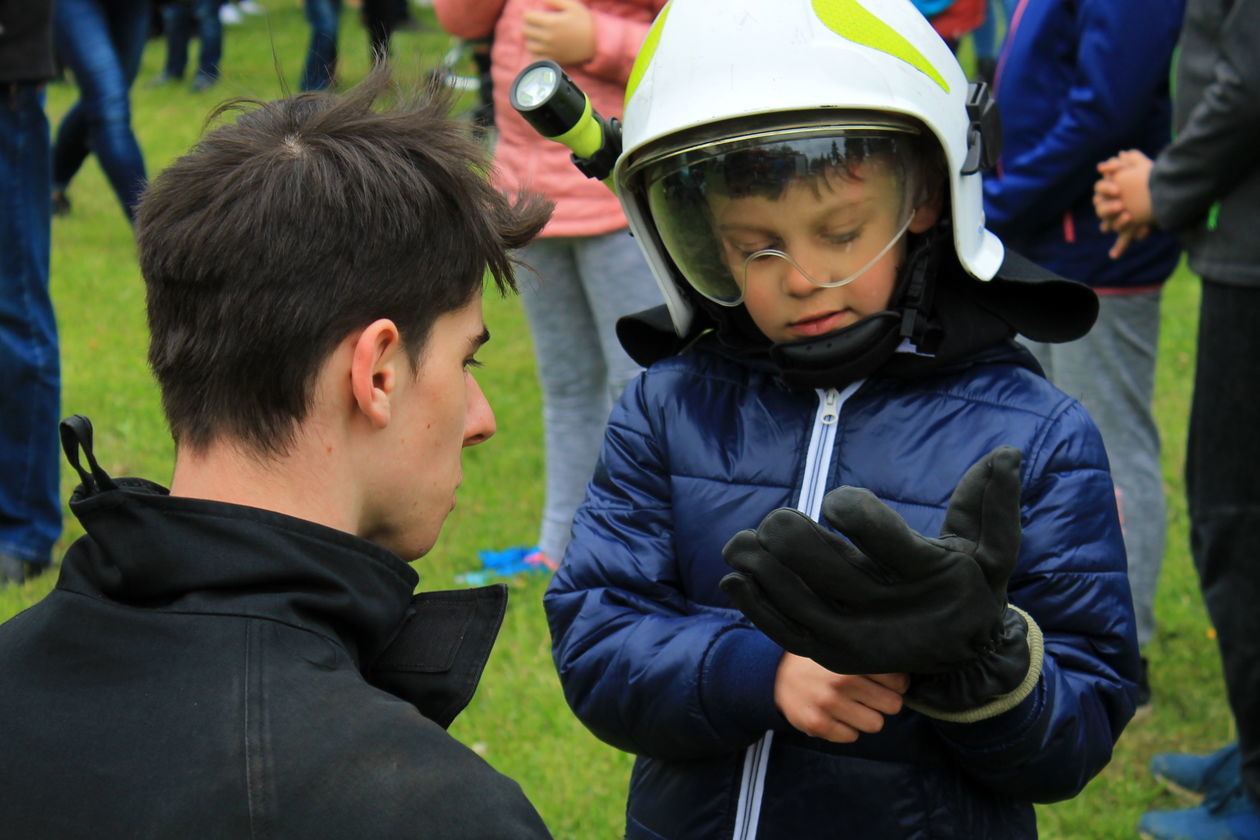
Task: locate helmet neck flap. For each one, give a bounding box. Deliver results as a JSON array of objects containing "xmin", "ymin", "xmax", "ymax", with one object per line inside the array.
[{"xmin": 616, "ymin": 227, "xmax": 1098, "ymax": 390}]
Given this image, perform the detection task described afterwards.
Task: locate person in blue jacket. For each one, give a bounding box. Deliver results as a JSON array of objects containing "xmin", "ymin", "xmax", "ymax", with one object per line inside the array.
[
  {"xmin": 982, "ymin": 0, "xmax": 1185, "ymax": 711},
  {"xmin": 541, "ymin": 1, "xmax": 1141, "ymax": 838}
]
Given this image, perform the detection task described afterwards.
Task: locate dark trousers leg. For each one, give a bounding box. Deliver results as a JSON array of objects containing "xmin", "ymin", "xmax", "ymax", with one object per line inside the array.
[
  {"xmin": 300, "ymin": 0, "xmax": 341, "ymax": 91},
  {"xmin": 361, "ymin": 0, "xmax": 393, "ymax": 64},
  {"xmin": 52, "ymin": 0, "xmax": 150, "ymax": 219},
  {"xmin": 1186, "ymin": 280, "xmax": 1260, "ymax": 802},
  {"xmin": 162, "ymin": 0, "xmax": 193, "ymax": 78},
  {"xmin": 192, "ymin": 0, "xmax": 223, "ymax": 81}
]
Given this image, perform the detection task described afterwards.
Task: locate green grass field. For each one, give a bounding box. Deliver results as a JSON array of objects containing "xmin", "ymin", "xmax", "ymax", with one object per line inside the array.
[{"xmin": 0, "ymin": 5, "xmax": 1233, "ymax": 838}]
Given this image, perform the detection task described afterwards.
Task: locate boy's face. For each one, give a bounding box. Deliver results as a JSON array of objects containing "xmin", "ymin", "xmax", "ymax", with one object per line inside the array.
[
  {"xmin": 364, "ymin": 293, "xmax": 496, "ymax": 559},
  {"xmin": 713, "ymin": 158, "xmax": 936, "ymax": 344}
]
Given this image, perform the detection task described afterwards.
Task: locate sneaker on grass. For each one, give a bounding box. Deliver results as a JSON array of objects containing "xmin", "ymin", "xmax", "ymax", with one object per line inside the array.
[
  {"xmin": 1139, "ymin": 778, "xmax": 1260, "ymax": 840},
  {"xmin": 1152, "ymin": 743, "xmax": 1243, "ymax": 802}
]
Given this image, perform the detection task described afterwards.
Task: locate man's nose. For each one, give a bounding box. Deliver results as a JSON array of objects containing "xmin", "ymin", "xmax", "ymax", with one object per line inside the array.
[{"xmin": 463, "ymin": 373, "xmax": 496, "ymax": 447}]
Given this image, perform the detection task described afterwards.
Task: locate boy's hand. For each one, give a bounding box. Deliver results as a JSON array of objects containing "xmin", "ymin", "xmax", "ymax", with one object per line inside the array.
[
  {"xmin": 722, "ymin": 446, "xmax": 1041, "ymax": 718},
  {"xmin": 522, "ymin": 0, "xmax": 597, "ymax": 65},
  {"xmin": 773, "ymin": 655, "xmax": 906, "ymax": 743}
]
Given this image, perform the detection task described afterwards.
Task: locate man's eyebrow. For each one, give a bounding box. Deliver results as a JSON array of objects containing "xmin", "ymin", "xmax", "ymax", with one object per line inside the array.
[{"xmin": 472, "ymin": 327, "xmax": 491, "ymax": 350}]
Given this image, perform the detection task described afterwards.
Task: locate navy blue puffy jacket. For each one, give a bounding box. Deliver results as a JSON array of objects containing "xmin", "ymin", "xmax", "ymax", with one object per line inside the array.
[
  {"xmin": 545, "ymin": 338, "xmax": 1139, "ymax": 839},
  {"xmin": 983, "ymin": 0, "xmax": 1184, "ymax": 290}
]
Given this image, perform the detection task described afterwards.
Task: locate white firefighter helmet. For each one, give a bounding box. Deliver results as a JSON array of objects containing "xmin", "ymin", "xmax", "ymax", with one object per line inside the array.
[{"xmin": 615, "ymin": 0, "xmax": 1005, "ymax": 335}]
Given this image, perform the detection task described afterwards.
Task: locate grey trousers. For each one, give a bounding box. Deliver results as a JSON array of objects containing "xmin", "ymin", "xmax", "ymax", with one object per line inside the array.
[
  {"xmin": 1025, "ymin": 288, "xmax": 1165, "ymax": 648},
  {"xmin": 518, "ymin": 230, "xmax": 664, "ymax": 560}
]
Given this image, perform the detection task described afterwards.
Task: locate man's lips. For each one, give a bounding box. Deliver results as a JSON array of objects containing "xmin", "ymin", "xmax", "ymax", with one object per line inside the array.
[{"xmin": 788, "ymin": 310, "xmax": 849, "ymax": 336}]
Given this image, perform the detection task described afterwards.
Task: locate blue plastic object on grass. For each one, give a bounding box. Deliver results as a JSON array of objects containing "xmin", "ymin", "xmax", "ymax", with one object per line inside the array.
[{"xmin": 456, "ymin": 545, "xmax": 555, "ymax": 586}]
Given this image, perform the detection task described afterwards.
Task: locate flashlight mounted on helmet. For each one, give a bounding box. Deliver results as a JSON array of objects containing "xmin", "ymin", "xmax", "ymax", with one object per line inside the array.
[{"xmin": 510, "ymin": 60, "xmax": 623, "ymax": 191}]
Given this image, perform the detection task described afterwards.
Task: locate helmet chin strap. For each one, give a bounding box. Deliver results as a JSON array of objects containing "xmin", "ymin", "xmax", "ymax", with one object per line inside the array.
[{"xmin": 768, "ymin": 226, "xmax": 944, "ymax": 390}]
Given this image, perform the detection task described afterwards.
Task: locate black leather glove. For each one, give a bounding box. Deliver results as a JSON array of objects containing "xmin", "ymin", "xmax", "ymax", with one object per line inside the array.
[{"xmin": 721, "ymin": 446, "xmax": 1043, "ymax": 721}]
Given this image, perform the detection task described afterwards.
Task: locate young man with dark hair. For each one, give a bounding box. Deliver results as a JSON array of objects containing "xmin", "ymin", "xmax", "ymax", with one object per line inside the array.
[{"xmin": 0, "ymin": 71, "xmax": 555, "ymax": 839}]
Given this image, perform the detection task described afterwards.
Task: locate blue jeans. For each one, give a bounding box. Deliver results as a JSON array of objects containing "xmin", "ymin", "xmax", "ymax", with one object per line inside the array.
[
  {"xmin": 0, "ymin": 84, "xmax": 61, "ymax": 569},
  {"xmin": 1187, "ymin": 281, "xmax": 1260, "ymax": 802},
  {"xmin": 162, "ymin": 0, "xmax": 223, "ymax": 82},
  {"xmin": 52, "ymin": 0, "xmax": 150, "ymax": 221},
  {"xmin": 301, "ymin": 0, "xmax": 342, "ymax": 91}
]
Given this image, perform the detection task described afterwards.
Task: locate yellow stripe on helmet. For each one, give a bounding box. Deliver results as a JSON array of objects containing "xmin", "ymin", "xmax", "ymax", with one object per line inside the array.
[
  {"xmin": 812, "ymin": 0, "xmax": 949, "ymax": 93},
  {"xmin": 626, "ymin": 2, "xmax": 673, "ymax": 107}
]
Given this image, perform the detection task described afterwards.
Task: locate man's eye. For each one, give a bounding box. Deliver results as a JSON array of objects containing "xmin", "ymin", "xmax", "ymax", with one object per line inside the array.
[{"xmin": 464, "ymin": 358, "xmax": 484, "ymax": 371}]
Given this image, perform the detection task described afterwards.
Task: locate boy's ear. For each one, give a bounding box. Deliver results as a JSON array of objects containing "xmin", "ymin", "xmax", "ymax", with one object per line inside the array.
[
  {"xmin": 909, "ymin": 185, "xmax": 945, "ymax": 233},
  {"xmin": 350, "ymin": 319, "xmax": 404, "ymax": 429}
]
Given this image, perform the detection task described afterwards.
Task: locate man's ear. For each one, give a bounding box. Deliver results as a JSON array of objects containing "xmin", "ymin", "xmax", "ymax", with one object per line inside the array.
[
  {"xmin": 351, "ymin": 319, "xmax": 404, "ymax": 429},
  {"xmin": 909, "ymin": 180, "xmax": 946, "ymax": 233}
]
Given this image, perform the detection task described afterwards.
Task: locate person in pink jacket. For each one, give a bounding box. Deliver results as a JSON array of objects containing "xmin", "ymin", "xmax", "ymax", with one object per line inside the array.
[{"xmin": 435, "ymin": 0, "xmax": 665, "ymax": 567}]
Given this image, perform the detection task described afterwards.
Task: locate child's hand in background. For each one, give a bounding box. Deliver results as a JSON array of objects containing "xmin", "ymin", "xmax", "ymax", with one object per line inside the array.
[{"xmin": 523, "ymin": 0, "xmax": 597, "ymax": 65}]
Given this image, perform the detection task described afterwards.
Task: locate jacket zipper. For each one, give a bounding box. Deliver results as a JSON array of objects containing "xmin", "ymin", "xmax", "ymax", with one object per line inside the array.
[
  {"xmin": 796, "ymin": 386, "xmax": 849, "ymax": 518},
  {"xmin": 731, "ymin": 381, "xmax": 863, "ymax": 840}
]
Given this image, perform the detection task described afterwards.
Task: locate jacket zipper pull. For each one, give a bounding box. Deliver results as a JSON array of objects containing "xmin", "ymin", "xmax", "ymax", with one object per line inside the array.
[{"xmin": 821, "ymin": 388, "xmax": 840, "ymax": 425}]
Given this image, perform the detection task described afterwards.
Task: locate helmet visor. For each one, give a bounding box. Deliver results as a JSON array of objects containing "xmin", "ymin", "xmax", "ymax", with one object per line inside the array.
[{"xmin": 631, "ymin": 128, "xmax": 923, "ymax": 306}]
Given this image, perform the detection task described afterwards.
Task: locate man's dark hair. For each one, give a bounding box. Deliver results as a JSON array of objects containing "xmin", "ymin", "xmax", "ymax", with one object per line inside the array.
[{"xmin": 136, "ymin": 69, "xmax": 551, "ymax": 455}]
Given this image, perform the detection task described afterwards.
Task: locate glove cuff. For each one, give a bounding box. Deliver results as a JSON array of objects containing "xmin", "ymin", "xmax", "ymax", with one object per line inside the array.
[{"xmin": 903, "ymin": 606, "xmax": 1044, "ymax": 723}]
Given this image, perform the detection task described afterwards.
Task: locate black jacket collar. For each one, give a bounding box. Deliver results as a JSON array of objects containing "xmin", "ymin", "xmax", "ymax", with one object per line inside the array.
[
  {"xmin": 54, "ymin": 415, "xmax": 508, "ymax": 730},
  {"xmin": 59, "ymin": 479, "xmax": 419, "ymax": 668}
]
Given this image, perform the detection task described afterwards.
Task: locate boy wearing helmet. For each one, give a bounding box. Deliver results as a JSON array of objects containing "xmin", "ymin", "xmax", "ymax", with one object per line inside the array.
[{"xmin": 543, "ymin": 1, "xmax": 1139, "ymax": 837}]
